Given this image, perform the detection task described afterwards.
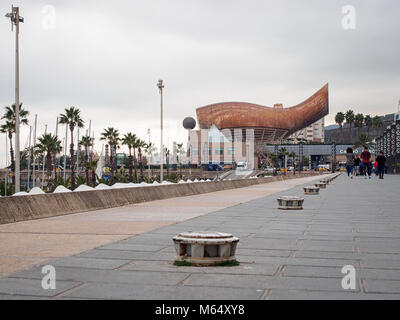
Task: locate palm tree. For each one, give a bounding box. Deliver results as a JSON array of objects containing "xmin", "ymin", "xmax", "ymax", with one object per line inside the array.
[
  {"xmin": 354, "ymin": 133, "xmax": 369, "ymax": 148},
  {"xmin": 88, "ymin": 159, "xmax": 98, "ymax": 186},
  {"xmin": 372, "ymin": 116, "xmax": 383, "ymax": 137},
  {"xmin": 354, "ymin": 113, "xmax": 364, "ymax": 138},
  {"xmin": 137, "ymin": 139, "xmax": 147, "ymax": 182},
  {"xmin": 121, "ymin": 132, "xmax": 136, "ymax": 182},
  {"xmin": 345, "ymin": 110, "xmax": 355, "ymax": 141},
  {"xmin": 131, "ymin": 136, "xmax": 141, "ymax": 182},
  {"xmin": 335, "ymin": 112, "xmax": 345, "ymax": 143},
  {"xmin": 0, "ymin": 121, "xmax": 15, "ymax": 172},
  {"xmin": 176, "ymin": 143, "xmax": 184, "ymax": 178},
  {"xmin": 79, "ymin": 135, "xmax": 93, "ymax": 184},
  {"xmin": 1, "ymin": 103, "xmax": 29, "ymax": 184},
  {"xmin": 59, "ymin": 107, "xmax": 84, "ymax": 190},
  {"xmin": 100, "ymin": 127, "xmax": 119, "ymax": 184},
  {"xmin": 2, "ymin": 103, "xmax": 29, "ymax": 125},
  {"xmin": 34, "ymin": 133, "xmax": 62, "ymax": 181},
  {"xmin": 364, "ymin": 115, "xmax": 373, "ymax": 139}
]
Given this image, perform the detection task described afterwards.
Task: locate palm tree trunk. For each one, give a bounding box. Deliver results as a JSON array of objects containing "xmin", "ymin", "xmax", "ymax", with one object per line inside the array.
[
  {"xmin": 128, "ymin": 147, "xmax": 133, "ymax": 182},
  {"xmin": 53, "ymin": 154, "xmax": 57, "ymax": 180},
  {"xmin": 8, "ymin": 134, "xmax": 15, "ymax": 187},
  {"xmin": 112, "ymin": 145, "xmax": 116, "ymax": 182},
  {"xmin": 92, "ymin": 165, "xmax": 96, "ymax": 186},
  {"xmin": 110, "ymin": 143, "xmax": 114, "ymax": 184},
  {"xmin": 46, "ymin": 151, "xmax": 52, "ymax": 179},
  {"xmin": 85, "ymin": 146, "xmax": 89, "ymax": 184},
  {"xmin": 70, "ymin": 127, "xmax": 75, "ymax": 190},
  {"xmin": 133, "ymin": 149, "xmax": 138, "ymax": 182}
]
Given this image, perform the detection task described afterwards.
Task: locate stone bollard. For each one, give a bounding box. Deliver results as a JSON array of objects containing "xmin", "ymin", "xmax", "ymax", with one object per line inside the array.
[
  {"xmin": 304, "ymin": 186, "xmax": 320, "ymax": 195},
  {"xmin": 277, "ymin": 196, "xmax": 304, "ymax": 210},
  {"xmin": 172, "ymin": 231, "xmax": 239, "ymax": 266},
  {"xmin": 315, "ymin": 182, "xmax": 327, "ymax": 189}
]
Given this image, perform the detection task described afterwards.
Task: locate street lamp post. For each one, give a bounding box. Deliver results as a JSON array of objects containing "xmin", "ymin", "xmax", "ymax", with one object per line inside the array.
[
  {"xmin": 157, "ymin": 80, "xmax": 164, "ymax": 182},
  {"xmin": 5, "ymin": 6, "xmax": 24, "ymax": 193},
  {"xmin": 183, "ymin": 117, "xmax": 196, "ymax": 179},
  {"xmin": 147, "ymin": 128, "xmax": 151, "ymax": 179}
]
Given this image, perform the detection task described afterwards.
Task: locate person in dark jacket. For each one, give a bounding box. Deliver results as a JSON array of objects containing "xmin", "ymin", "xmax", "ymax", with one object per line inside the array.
[
  {"xmin": 345, "ymin": 147, "xmax": 355, "ymax": 178},
  {"xmin": 376, "ymin": 151, "xmax": 387, "ymax": 179},
  {"xmin": 354, "ymin": 155, "xmax": 361, "ymax": 176}
]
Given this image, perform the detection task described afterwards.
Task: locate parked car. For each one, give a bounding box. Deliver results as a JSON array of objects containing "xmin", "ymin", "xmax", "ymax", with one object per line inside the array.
[
  {"xmin": 317, "ymin": 164, "xmax": 330, "ymax": 171},
  {"xmin": 236, "ymin": 161, "xmax": 247, "ymax": 170},
  {"xmin": 264, "ymin": 166, "xmax": 274, "ymax": 173},
  {"xmin": 207, "ymin": 164, "xmax": 223, "ymax": 171}
]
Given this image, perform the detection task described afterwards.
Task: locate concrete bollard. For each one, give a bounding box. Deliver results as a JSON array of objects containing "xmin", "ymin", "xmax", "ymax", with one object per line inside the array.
[
  {"xmin": 304, "ymin": 186, "xmax": 320, "ymax": 195},
  {"xmin": 172, "ymin": 231, "xmax": 239, "ymax": 266},
  {"xmin": 277, "ymin": 196, "xmax": 304, "ymax": 210},
  {"xmin": 315, "ymin": 182, "xmax": 327, "ymax": 189}
]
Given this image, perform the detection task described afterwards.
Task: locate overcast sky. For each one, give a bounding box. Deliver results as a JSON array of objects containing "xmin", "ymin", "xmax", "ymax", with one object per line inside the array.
[{"xmin": 1, "ymin": 0, "xmax": 399, "ymax": 167}]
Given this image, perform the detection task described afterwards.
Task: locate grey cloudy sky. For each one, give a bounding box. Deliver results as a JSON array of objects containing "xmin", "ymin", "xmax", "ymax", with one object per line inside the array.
[{"xmin": 1, "ymin": 0, "xmax": 399, "ymax": 166}]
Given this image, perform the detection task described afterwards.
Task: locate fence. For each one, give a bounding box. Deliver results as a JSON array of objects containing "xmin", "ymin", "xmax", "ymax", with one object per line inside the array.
[{"xmin": 375, "ymin": 120, "xmax": 400, "ymax": 174}]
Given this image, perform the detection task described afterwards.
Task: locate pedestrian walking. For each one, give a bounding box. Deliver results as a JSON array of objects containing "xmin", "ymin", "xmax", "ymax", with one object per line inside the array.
[
  {"xmin": 361, "ymin": 146, "xmax": 372, "ymax": 179},
  {"xmin": 345, "ymin": 147, "xmax": 355, "ymax": 179},
  {"xmin": 354, "ymin": 155, "xmax": 360, "ymax": 176},
  {"xmin": 376, "ymin": 151, "xmax": 387, "ymax": 179},
  {"xmin": 374, "ymin": 160, "xmax": 379, "ymax": 176}
]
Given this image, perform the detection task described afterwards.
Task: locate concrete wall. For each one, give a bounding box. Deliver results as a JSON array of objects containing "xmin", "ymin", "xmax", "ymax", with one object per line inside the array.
[{"xmin": 0, "ymin": 173, "xmax": 319, "ymax": 225}]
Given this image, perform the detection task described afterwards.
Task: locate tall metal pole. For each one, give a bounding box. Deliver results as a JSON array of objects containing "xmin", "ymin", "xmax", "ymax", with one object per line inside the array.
[
  {"xmin": 63, "ymin": 124, "xmax": 67, "ymax": 182},
  {"xmin": 14, "ymin": 7, "xmax": 20, "ymax": 192},
  {"xmin": 27, "ymin": 125, "xmax": 32, "ymax": 190},
  {"xmin": 32, "ymin": 114, "xmax": 37, "ymax": 187},
  {"xmin": 5, "ymin": 135, "xmax": 8, "ymax": 196},
  {"xmin": 54, "ymin": 116, "xmax": 58, "ymax": 179},
  {"xmin": 76, "ymin": 128, "xmax": 80, "ymax": 176},
  {"xmin": 41, "ymin": 124, "xmax": 47, "ymax": 188},
  {"xmin": 6, "ymin": 6, "xmax": 24, "ymax": 193},
  {"xmin": 147, "ymin": 128, "xmax": 151, "ymax": 179},
  {"xmin": 188, "ymin": 129, "xmax": 192, "ymax": 178},
  {"xmin": 157, "ymin": 80, "xmax": 164, "ymax": 182}
]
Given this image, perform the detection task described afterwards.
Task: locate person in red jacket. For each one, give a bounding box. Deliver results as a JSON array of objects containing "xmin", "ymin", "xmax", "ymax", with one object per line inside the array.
[{"xmin": 360, "ymin": 146, "xmax": 372, "ymax": 179}]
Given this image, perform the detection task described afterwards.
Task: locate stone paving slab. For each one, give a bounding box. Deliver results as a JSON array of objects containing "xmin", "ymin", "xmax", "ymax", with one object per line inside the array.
[
  {"xmin": 63, "ymin": 283, "xmax": 264, "ymax": 300},
  {"xmin": 10, "ymin": 267, "xmax": 190, "ymax": 286},
  {"xmin": 0, "ymin": 277, "xmax": 81, "ymax": 297},
  {"xmin": 1, "ymin": 173, "xmax": 400, "ymax": 299},
  {"xmin": 266, "ymin": 289, "xmax": 400, "ymax": 300}
]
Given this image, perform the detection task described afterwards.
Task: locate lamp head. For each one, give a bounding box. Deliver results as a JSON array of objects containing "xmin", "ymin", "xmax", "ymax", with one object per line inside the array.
[{"xmin": 157, "ymin": 79, "xmax": 164, "ymax": 90}]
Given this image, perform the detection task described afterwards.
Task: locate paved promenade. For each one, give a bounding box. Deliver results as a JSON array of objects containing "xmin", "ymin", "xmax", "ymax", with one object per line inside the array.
[
  {"xmin": 0, "ymin": 175, "xmax": 321, "ymax": 277},
  {"xmin": 1, "ymin": 173, "xmax": 400, "ymax": 299}
]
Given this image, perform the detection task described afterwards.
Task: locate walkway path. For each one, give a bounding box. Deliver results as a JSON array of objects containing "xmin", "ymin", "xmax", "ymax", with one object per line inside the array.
[
  {"xmin": 0, "ymin": 174, "xmax": 321, "ymax": 278},
  {"xmin": 1, "ymin": 173, "xmax": 400, "ymax": 299}
]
